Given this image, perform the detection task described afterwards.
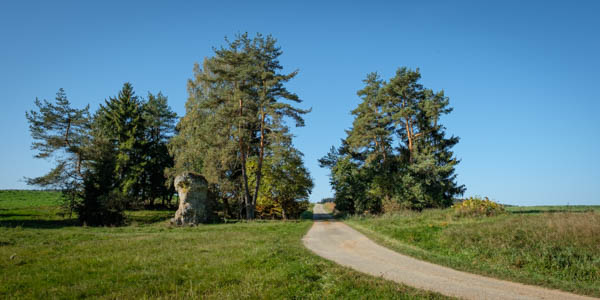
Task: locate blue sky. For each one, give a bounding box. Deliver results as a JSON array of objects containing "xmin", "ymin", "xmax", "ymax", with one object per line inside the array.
[{"xmin": 1, "ymin": 1, "xmax": 598, "ymax": 205}]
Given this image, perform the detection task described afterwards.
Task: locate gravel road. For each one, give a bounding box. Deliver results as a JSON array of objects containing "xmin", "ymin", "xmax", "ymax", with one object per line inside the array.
[{"xmin": 302, "ymin": 204, "xmax": 596, "ymax": 300}]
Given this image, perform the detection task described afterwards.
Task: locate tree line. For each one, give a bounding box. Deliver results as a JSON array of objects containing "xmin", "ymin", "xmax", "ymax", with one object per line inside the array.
[
  {"xmin": 26, "ymin": 33, "xmax": 313, "ymax": 225},
  {"xmin": 26, "ymin": 33, "xmax": 464, "ymax": 225},
  {"xmin": 319, "ymin": 68, "xmax": 464, "ymax": 214}
]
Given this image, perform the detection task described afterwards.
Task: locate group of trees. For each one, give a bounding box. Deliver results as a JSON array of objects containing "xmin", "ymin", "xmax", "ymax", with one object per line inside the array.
[
  {"xmin": 320, "ymin": 68, "xmax": 464, "ymax": 214},
  {"xmin": 169, "ymin": 33, "xmax": 313, "ymax": 220},
  {"xmin": 27, "ymin": 33, "xmax": 313, "ymax": 225},
  {"xmin": 26, "ymin": 84, "xmax": 177, "ymax": 225},
  {"xmin": 27, "ymin": 33, "xmax": 465, "ymax": 224}
]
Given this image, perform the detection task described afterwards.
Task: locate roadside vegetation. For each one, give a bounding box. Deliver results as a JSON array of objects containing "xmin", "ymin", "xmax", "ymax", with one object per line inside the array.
[
  {"xmin": 344, "ymin": 206, "xmax": 600, "ymax": 297},
  {"xmin": 314, "ymin": 57, "xmax": 600, "ymax": 297},
  {"xmin": 0, "ymin": 190, "xmax": 449, "ymax": 299}
]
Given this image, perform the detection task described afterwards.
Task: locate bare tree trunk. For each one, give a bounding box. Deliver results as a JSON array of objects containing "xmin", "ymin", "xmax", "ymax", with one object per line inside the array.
[{"xmin": 405, "ymin": 118, "xmax": 414, "ymax": 163}]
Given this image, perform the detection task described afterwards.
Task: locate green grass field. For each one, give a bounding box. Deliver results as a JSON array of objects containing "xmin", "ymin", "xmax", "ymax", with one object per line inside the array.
[
  {"xmin": 0, "ymin": 190, "xmax": 448, "ymax": 299},
  {"xmin": 345, "ymin": 207, "xmax": 600, "ymax": 297}
]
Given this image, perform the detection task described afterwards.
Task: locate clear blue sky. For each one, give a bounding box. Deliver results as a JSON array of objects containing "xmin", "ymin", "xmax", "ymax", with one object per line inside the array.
[{"xmin": 1, "ymin": 1, "xmax": 598, "ymax": 205}]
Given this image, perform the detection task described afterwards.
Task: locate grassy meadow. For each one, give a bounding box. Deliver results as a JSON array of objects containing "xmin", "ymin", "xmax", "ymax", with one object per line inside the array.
[
  {"xmin": 345, "ymin": 206, "xmax": 600, "ymax": 297},
  {"xmin": 0, "ymin": 190, "xmax": 448, "ymax": 299}
]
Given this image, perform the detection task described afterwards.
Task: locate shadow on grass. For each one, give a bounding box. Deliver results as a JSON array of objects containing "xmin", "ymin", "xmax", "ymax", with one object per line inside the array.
[
  {"xmin": 127, "ymin": 215, "xmax": 172, "ymax": 225},
  {"xmin": 0, "ymin": 213, "xmax": 39, "ymax": 218},
  {"xmin": 0, "ymin": 218, "xmax": 78, "ymax": 229},
  {"xmin": 312, "ymin": 212, "xmax": 333, "ymax": 221}
]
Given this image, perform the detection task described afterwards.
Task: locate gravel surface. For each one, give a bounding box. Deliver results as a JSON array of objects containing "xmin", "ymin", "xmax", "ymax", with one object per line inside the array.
[{"xmin": 303, "ymin": 204, "xmax": 596, "ymax": 300}]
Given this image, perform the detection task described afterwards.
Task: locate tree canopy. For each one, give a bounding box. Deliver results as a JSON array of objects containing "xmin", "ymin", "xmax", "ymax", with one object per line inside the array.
[
  {"xmin": 26, "ymin": 34, "xmax": 465, "ymax": 226},
  {"xmin": 169, "ymin": 33, "xmax": 311, "ymax": 220},
  {"xmin": 27, "ymin": 83, "xmax": 177, "ymax": 225},
  {"xmin": 320, "ymin": 67, "xmax": 464, "ymax": 213}
]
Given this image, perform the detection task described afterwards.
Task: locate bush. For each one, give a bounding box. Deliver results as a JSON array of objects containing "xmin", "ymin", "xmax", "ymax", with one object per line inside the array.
[
  {"xmin": 255, "ymin": 200, "xmax": 309, "ymax": 220},
  {"xmin": 452, "ymin": 196, "xmax": 505, "ymax": 217},
  {"xmin": 323, "ymin": 202, "xmax": 336, "ymax": 214}
]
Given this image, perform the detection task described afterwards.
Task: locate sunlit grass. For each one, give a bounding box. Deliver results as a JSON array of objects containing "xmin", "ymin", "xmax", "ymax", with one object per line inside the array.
[
  {"xmin": 0, "ymin": 190, "xmax": 448, "ymax": 299},
  {"xmin": 345, "ymin": 208, "xmax": 600, "ymax": 297}
]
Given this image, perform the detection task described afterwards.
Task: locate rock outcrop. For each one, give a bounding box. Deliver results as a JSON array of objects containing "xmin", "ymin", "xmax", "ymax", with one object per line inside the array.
[{"xmin": 171, "ymin": 172, "xmax": 209, "ymax": 225}]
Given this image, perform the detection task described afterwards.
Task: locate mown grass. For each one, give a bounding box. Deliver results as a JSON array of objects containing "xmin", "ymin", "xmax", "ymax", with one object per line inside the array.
[
  {"xmin": 0, "ymin": 191, "xmax": 448, "ymax": 299},
  {"xmin": 345, "ymin": 208, "xmax": 600, "ymax": 297},
  {"xmin": 0, "ymin": 190, "xmax": 76, "ymax": 229}
]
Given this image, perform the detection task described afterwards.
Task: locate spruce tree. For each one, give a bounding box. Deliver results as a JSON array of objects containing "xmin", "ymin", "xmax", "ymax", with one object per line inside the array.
[
  {"xmin": 142, "ymin": 92, "xmax": 177, "ymax": 206},
  {"xmin": 96, "ymin": 82, "xmax": 147, "ymax": 206},
  {"xmin": 79, "ymin": 118, "xmax": 124, "ymax": 225}
]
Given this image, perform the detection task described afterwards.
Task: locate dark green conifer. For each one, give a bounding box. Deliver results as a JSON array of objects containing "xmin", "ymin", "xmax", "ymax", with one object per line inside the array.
[
  {"xmin": 96, "ymin": 82, "xmax": 147, "ymax": 205},
  {"xmin": 321, "ymin": 67, "xmax": 464, "ymax": 213}
]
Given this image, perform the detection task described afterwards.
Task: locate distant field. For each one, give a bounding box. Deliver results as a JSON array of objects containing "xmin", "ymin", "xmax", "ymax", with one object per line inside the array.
[
  {"xmin": 506, "ymin": 205, "xmax": 600, "ymax": 213},
  {"xmin": 0, "ymin": 190, "xmax": 447, "ymax": 299},
  {"xmin": 345, "ymin": 207, "xmax": 600, "ymax": 297},
  {"xmin": 0, "ymin": 190, "xmax": 62, "ymax": 208}
]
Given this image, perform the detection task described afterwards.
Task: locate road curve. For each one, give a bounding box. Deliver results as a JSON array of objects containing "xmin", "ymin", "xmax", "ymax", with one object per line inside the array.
[{"xmin": 303, "ymin": 204, "xmax": 596, "ymax": 300}]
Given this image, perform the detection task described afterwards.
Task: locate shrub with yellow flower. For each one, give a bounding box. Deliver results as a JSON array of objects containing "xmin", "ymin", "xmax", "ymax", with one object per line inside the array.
[{"xmin": 452, "ymin": 196, "xmax": 505, "ymax": 217}]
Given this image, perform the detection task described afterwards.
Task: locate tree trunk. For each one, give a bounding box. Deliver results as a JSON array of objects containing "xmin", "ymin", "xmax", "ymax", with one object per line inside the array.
[
  {"xmin": 237, "ymin": 88, "xmax": 254, "ymax": 220},
  {"xmin": 281, "ymin": 205, "xmax": 287, "ymax": 220},
  {"xmin": 223, "ymin": 197, "xmax": 231, "ymax": 218},
  {"xmin": 405, "ymin": 118, "xmax": 413, "ymax": 163},
  {"xmin": 373, "ymin": 135, "xmax": 387, "ymax": 163},
  {"xmin": 240, "ymin": 142, "xmax": 253, "ymax": 219},
  {"xmin": 252, "ymin": 109, "xmax": 266, "ymax": 213}
]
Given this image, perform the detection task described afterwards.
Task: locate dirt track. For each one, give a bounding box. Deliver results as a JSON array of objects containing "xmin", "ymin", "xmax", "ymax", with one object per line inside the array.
[{"xmin": 303, "ymin": 204, "xmax": 596, "ymax": 300}]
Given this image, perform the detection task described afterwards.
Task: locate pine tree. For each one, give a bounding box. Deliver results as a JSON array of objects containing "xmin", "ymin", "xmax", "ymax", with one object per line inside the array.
[
  {"xmin": 207, "ymin": 34, "xmax": 258, "ymax": 219},
  {"xmin": 25, "ymin": 88, "xmax": 90, "ymax": 216},
  {"xmin": 321, "ymin": 67, "xmax": 464, "ymax": 213},
  {"xmin": 170, "ymin": 58, "xmax": 245, "ymax": 218},
  {"xmin": 384, "ymin": 67, "xmax": 465, "ymax": 209},
  {"xmin": 346, "ymin": 72, "xmax": 391, "ymax": 164},
  {"xmin": 250, "ymin": 34, "xmax": 309, "ymax": 219},
  {"xmin": 345, "ymin": 72, "xmax": 395, "ymax": 206},
  {"xmin": 172, "ymin": 33, "xmax": 309, "ymax": 220},
  {"xmin": 383, "ymin": 67, "xmax": 425, "ymax": 163}
]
